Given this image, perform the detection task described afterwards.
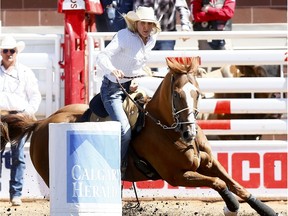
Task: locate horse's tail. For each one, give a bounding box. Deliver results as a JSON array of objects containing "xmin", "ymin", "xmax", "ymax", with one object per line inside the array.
[{"xmin": 1, "ymin": 114, "xmax": 42, "ymax": 145}]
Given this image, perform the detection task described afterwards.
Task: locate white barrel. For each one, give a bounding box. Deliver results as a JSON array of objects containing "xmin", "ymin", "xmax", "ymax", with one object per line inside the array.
[{"xmin": 49, "ymin": 122, "xmax": 122, "ymax": 216}]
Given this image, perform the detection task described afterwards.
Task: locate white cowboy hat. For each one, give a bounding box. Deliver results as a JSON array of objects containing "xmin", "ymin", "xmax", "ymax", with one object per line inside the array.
[
  {"xmin": 0, "ymin": 35, "xmax": 25, "ymax": 53},
  {"xmin": 125, "ymin": 6, "xmax": 161, "ymax": 33}
]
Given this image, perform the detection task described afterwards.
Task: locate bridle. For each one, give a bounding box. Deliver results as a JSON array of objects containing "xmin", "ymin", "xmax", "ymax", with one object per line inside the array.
[
  {"xmin": 170, "ymin": 74, "xmax": 200, "ymax": 133},
  {"xmin": 118, "ymin": 74, "xmax": 199, "ymax": 134}
]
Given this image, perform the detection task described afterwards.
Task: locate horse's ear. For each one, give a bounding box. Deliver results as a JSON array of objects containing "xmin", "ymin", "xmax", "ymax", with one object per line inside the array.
[{"xmin": 191, "ymin": 56, "xmax": 201, "ymax": 71}]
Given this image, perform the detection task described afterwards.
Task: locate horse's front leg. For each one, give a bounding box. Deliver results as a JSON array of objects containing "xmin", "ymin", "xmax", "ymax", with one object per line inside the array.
[
  {"xmin": 197, "ymin": 152, "xmax": 277, "ymax": 216},
  {"xmin": 170, "ymin": 164, "xmax": 240, "ymax": 215},
  {"xmin": 198, "ymin": 152, "xmax": 250, "ymax": 199}
]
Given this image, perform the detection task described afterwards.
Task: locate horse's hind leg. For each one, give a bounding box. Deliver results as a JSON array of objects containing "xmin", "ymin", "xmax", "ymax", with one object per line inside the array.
[{"xmin": 198, "ymin": 153, "xmax": 277, "ymax": 216}]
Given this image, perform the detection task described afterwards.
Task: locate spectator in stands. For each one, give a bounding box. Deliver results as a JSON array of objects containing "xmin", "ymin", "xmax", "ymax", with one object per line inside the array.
[
  {"xmin": 95, "ymin": 0, "xmax": 133, "ymax": 47},
  {"xmin": 95, "ymin": 7, "xmax": 160, "ymax": 176},
  {"xmin": 134, "ymin": 0, "xmax": 192, "ymax": 51},
  {"xmin": 0, "ymin": 35, "xmax": 41, "ymax": 206},
  {"xmin": 96, "ymin": 0, "xmax": 133, "ymax": 32},
  {"xmin": 191, "ymin": 0, "xmax": 236, "ymax": 50}
]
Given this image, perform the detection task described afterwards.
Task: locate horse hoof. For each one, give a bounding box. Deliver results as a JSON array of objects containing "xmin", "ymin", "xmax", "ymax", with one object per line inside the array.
[{"xmin": 223, "ymin": 206, "xmax": 238, "ymax": 216}]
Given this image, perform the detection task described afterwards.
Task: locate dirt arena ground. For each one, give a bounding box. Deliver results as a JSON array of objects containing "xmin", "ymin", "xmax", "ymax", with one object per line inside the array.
[{"xmin": 0, "ymin": 199, "xmax": 287, "ymax": 216}]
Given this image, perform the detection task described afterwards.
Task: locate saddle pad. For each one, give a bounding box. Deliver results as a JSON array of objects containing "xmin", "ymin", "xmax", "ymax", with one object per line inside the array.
[{"xmin": 89, "ymin": 93, "xmax": 109, "ymax": 118}]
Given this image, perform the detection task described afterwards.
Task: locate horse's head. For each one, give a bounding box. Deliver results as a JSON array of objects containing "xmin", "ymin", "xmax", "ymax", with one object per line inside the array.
[{"xmin": 165, "ymin": 57, "xmax": 201, "ymax": 142}]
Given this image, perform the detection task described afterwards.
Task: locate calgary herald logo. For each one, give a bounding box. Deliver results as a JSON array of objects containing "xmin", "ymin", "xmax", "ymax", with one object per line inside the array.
[{"xmin": 66, "ymin": 131, "xmax": 121, "ymax": 203}]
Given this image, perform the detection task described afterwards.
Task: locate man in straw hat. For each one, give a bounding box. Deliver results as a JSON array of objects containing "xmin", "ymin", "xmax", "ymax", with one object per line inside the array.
[
  {"xmin": 95, "ymin": 6, "xmax": 160, "ymax": 177},
  {"xmin": 0, "ymin": 35, "xmax": 41, "ymax": 206}
]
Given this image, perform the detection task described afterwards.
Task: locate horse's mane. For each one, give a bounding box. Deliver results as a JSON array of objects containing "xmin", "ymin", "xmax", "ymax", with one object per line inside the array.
[
  {"xmin": 166, "ymin": 57, "xmax": 201, "ymax": 75},
  {"xmin": 1, "ymin": 114, "xmax": 40, "ymax": 145},
  {"xmin": 165, "ymin": 56, "xmax": 201, "ymax": 90}
]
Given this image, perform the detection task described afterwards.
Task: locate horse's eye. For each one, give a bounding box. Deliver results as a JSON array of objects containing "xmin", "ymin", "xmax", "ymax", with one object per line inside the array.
[{"xmin": 173, "ymin": 92, "xmax": 179, "ymax": 98}]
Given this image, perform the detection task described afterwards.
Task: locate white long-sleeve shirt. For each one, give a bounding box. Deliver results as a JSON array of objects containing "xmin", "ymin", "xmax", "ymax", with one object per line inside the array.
[
  {"xmin": 96, "ymin": 28, "xmax": 157, "ymax": 83},
  {"xmin": 0, "ymin": 61, "xmax": 41, "ymax": 115}
]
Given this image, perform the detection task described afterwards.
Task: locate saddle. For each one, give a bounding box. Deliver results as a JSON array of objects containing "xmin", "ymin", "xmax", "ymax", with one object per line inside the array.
[{"xmin": 88, "ymin": 89, "xmax": 148, "ymax": 134}]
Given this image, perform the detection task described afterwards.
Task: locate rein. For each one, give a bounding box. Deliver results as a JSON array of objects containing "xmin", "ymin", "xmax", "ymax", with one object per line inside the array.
[{"xmin": 123, "ymin": 75, "xmax": 165, "ymax": 79}]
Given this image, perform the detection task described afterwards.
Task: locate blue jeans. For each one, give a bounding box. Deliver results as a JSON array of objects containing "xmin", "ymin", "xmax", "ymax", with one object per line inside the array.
[
  {"xmin": 10, "ymin": 138, "xmax": 25, "ymax": 199},
  {"xmin": 0, "ymin": 138, "xmax": 25, "ymax": 199},
  {"xmin": 100, "ymin": 77, "xmax": 131, "ymax": 162}
]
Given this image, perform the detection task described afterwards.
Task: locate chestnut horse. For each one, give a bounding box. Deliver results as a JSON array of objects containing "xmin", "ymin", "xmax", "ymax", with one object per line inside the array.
[{"xmin": 0, "ymin": 57, "xmax": 277, "ymax": 216}]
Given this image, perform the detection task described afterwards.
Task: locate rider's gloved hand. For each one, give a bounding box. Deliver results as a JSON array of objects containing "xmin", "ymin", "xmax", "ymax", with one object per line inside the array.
[{"xmin": 111, "ymin": 69, "xmax": 124, "ymax": 79}]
